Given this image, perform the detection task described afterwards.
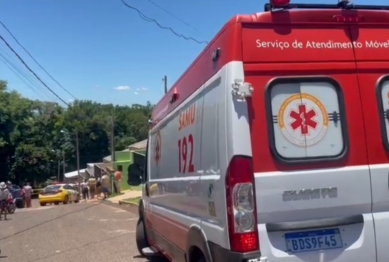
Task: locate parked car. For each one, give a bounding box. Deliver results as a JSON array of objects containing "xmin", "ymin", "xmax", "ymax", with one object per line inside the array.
[
  {"xmin": 39, "ymin": 184, "xmax": 79, "ymax": 206},
  {"xmin": 9, "ymin": 185, "xmax": 25, "ymax": 209}
]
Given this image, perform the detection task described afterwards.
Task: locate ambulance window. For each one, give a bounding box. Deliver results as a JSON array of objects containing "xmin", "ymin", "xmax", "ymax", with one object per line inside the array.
[
  {"xmin": 378, "ymin": 78, "xmax": 389, "ymax": 149},
  {"xmin": 269, "ymin": 79, "xmax": 345, "ymax": 160}
]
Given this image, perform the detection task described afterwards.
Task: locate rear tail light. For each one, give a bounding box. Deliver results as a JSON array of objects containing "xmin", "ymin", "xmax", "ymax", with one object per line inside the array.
[
  {"xmin": 333, "ymin": 15, "xmax": 364, "ymax": 22},
  {"xmin": 226, "ymin": 156, "xmax": 259, "ymax": 253}
]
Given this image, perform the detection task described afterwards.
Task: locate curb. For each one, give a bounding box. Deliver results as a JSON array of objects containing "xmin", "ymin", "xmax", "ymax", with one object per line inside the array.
[{"xmin": 118, "ymin": 200, "xmax": 139, "ymax": 206}]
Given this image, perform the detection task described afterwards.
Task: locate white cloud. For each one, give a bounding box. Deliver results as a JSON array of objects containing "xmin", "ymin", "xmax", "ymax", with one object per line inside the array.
[
  {"xmin": 141, "ymin": 87, "xmax": 148, "ymax": 91},
  {"xmin": 134, "ymin": 92, "xmax": 139, "ymax": 95},
  {"xmin": 113, "ymin": 85, "xmax": 130, "ymax": 91}
]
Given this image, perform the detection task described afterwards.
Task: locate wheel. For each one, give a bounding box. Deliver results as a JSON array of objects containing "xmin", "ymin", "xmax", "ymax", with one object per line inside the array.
[
  {"xmin": 8, "ymin": 205, "xmax": 15, "ymax": 214},
  {"xmin": 40, "ymin": 203, "xmax": 46, "ymax": 206},
  {"xmin": 136, "ymin": 218, "xmax": 149, "ymax": 256},
  {"xmin": 54, "ymin": 202, "xmax": 59, "ymax": 205},
  {"xmin": 15, "ymin": 198, "xmax": 24, "ymax": 209},
  {"xmin": 63, "ymin": 196, "xmax": 69, "ymax": 205},
  {"xmin": 197, "ymin": 257, "xmax": 206, "ymax": 262}
]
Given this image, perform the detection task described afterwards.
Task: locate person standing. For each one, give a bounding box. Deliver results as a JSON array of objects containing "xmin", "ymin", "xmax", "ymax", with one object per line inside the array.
[
  {"xmin": 0, "ymin": 182, "xmax": 11, "ymax": 220},
  {"xmin": 81, "ymin": 179, "xmax": 89, "ymax": 201},
  {"xmin": 101, "ymin": 172, "xmax": 110, "ymax": 199},
  {"xmin": 114, "ymin": 168, "xmax": 122, "ymax": 194},
  {"xmin": 23, "ymin": 182, "xmax": 32, "ymax": 208}
]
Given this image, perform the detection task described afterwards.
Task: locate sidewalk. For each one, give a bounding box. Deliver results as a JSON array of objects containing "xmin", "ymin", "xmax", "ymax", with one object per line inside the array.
[{"xmin": 104, "ymin": 189, "xmax": 142, "ymax": 204}]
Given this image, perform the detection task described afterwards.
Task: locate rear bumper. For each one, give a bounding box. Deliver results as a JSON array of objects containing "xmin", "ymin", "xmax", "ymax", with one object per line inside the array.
[
  {"xmin": 208, "ymin": 241, "xmax": 263, "ymax": 262},
  {"xmin": 39, "ymin": 196, "xmax": 64, "ymax": 203}
]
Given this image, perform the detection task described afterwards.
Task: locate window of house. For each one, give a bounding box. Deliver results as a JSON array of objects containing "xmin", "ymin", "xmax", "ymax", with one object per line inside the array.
[
  {"xmin": 268, "ymin": 79, "xmax": 346, "ymax": 160},
  {"xmin": 378, "ymin": 77, "xmax": 389, "ymax": 149}
]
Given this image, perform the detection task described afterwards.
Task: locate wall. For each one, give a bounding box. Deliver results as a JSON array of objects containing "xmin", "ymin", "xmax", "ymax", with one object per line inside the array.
[
  {"xmin": 113, "ymin": 151, "xmax": 132, "ymax": 191},
  {"xmin": 115, "ymin": 151, "xmax": 132, "ymax": 162}
]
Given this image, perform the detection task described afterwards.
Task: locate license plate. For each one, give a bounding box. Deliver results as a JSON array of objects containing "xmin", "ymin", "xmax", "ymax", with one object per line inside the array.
[{"xmin": 285, "ymin": 228, "xmax": 343, "ymax": 253}]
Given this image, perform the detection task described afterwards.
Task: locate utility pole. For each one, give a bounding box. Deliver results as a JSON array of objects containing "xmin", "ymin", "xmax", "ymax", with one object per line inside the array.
[
  {"xmin": 163, "ymin": 75, "xmax": 167, "ymax": 94},
  {"xmin": 110, "ymin": 115, "xmax": 115, "ymax": 194},
  {"xmin": 62, "ymin": 150, "xmax": 65, "ymax": 181},
  {"xmin": 57, "ymin": 160, "xmax": 60, "ymax": 182},
  {"xmin": 76, "ymin": 131, "xmax": 81, "ymax": 193},
  {"xmin": 111, "ymin": 116, "xmax": 115, "ymax": 163}
]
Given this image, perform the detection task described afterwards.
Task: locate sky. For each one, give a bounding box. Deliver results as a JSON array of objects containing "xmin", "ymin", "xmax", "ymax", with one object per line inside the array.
[{"xmin": 0, "ymin": 0, "xmax": 385, "ymax": 106}]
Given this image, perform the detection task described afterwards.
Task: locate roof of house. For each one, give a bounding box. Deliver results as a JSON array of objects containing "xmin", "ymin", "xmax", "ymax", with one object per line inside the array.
[
  {"xmin": 64, "ymin": 169, "xmax": 86, "ymax": 178},
  {"xmin": 128, "ymin": 139, "xmax": 147, "ymax": 151},
  {"xmin": 102, "ymin": 139, "xmax": 148, "ymax": 162}
]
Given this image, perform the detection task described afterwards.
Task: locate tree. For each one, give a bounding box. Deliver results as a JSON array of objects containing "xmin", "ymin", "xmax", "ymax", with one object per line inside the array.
[{"xmin": 0, "ymin": 80, "xmax": 153, "ymax": 184}]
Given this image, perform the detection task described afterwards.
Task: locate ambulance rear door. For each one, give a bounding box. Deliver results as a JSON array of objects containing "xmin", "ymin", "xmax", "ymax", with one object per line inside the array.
[
  {"xmin": 349, "ymin": 11, "xmax": 389, "ymax": 261},
  {"xmin": 241, "ymin": 10, "xmax": 375, "ymax": 261}
]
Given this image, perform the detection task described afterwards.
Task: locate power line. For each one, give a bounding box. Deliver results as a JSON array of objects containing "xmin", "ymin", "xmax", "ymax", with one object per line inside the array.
[
  {"xmin": 146, "ymin": 0, "xmax": 201, "ymax": 33},
  {"xmin": 0, "ymin": 21, "xmax": 77, "ymax": 99},
  {"xmin": 0, "ymin": 48, "xmax": 54, "ymax": 101},
  {"xmin": 0, "ymin": 34, "xmax": 69, "ymax": 106},
  {"xmin": 120, "ymin": 0, "xmax": 208, "ymax": 44}
]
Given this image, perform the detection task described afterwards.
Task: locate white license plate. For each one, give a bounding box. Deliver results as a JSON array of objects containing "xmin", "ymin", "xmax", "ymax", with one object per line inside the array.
[{"xmin": 285, "ymin": 228, "xmax": 343, "ymax": 253}]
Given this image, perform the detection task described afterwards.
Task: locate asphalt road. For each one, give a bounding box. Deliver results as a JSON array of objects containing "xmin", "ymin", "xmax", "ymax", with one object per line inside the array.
[{"xmin": 0, "ymin": 199, "xmax": 151, "ymax": 262}]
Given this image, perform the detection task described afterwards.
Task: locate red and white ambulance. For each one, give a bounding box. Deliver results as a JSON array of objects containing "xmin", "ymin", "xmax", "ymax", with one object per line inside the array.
[{"xmin": 133, "ymin": 0, "xmax": 389, "ymax": 261}]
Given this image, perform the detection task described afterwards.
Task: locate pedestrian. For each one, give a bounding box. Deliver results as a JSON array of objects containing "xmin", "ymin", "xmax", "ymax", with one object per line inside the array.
[
  {"xmin": 101, "ymin": 172, "xmax": 110, "ymax": 199},
  {"xmin": 81, "ymin": 179, "xmax": 89, "ymax": 201},
  {"xmin": 114, "ymin": 168, "xmax": 122, "ymax": 194},
  {"xmin": 23, "ymin": 182, "xmax": 32, "ymax": 208},
  {"xmin": 0, "ymin": 182, "xmax": 11, "ymax": 220}
]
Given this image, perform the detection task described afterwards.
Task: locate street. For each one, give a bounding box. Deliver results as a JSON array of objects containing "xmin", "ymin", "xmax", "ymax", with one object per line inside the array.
[{"xmin": 0, "ymin": 199, "xmax": 149, "ymax": 262}]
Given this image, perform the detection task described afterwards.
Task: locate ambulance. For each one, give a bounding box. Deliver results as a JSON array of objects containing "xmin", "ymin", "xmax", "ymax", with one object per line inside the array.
[{"xmin": 132, "ymin": 0, "xmax": 389, "ymax": 261}]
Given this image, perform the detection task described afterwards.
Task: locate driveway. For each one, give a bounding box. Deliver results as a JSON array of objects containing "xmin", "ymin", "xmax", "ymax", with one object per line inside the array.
[{"xmin": 0, "ymin": 199, "xmax": 152, "ymax": 262}]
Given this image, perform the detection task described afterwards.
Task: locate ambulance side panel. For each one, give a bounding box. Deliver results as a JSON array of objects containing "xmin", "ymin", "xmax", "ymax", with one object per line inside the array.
[
  {"xmin": 146, "ymin": 85, "xmax": 205, "ymax": 260},
  {"xmin": 146, "ymin": 66, "xmax": 233, "ymax": 260},
  {"xmin": 197, "ymin": 64, "xmax": 230, "ymax": 250}
]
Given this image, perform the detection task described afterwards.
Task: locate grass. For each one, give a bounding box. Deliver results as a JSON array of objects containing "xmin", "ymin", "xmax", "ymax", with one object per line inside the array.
[{"xmin": 122, "ymin": 196, "xmax": 141, "ymax": 205}]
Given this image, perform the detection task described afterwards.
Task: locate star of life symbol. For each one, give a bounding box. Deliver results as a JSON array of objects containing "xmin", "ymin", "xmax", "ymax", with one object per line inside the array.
[
  {"xmin": 154, "ymin": 131, "xmax": 161, "ymax": 165},
  {"xmin": 278, "ymin": 93, "xmax": 329, "ymax": 147},
  {"xmin": 289, "ymin": 104, "xmax": 317, "ymax": 135}
]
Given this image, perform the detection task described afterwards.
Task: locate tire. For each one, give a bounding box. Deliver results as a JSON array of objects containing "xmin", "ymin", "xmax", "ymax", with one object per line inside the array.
[
  {"xmin": 197, "ymin": 257, "xmax": 206, "ymax": 262},
  {"xmin": 15, "ymin": 198, "xmax": 24, "ymax": 209},
  {"xmin": 63, "ymin": 196, "xmax": 69, "ymax": 205},
  {"xmin": 54, "ymin": 202, "xmax": 59, "ymax": 205},
  {"xmin": 8, "ymin": 205, "xmax": 15, "ymax": 214},
  {"xmin": 40, "ymin": 203, "xmax": 46, "ymax": 206},
  {"xmin": 136, "ymin": 218, "xmax": 149, "ymax": 256}
]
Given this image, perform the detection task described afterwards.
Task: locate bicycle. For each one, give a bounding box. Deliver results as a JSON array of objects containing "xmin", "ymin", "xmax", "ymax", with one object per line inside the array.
[{"xmin": 0, "ymin": 199, "xmax": 8, "ymax": 220}]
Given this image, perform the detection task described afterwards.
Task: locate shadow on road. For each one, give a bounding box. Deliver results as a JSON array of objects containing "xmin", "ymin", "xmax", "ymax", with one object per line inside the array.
[{"xmin": 133, "ymin": 255, "xmax": 170, "ymax": 262}]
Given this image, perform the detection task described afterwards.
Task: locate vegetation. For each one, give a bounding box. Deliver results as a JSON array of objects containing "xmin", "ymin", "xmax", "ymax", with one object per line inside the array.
[{"xmin": 0, "ymin": 80, "xmax": 152, "ymax": 185}]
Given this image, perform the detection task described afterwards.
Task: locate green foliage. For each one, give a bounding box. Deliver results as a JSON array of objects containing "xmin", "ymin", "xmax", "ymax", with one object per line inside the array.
[{"xmin": 0, "ymin": 81, "xmax": 152, "ymax": 185}]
